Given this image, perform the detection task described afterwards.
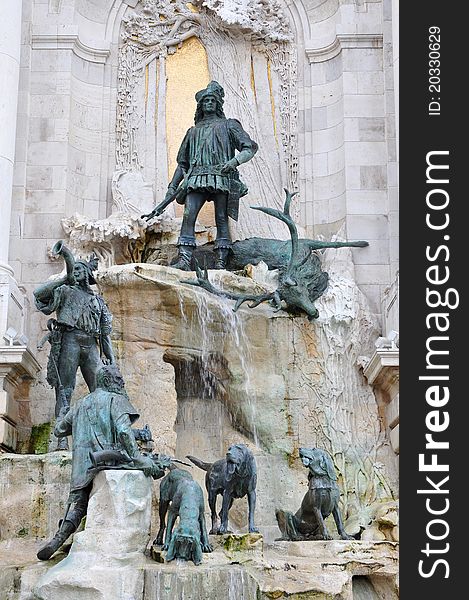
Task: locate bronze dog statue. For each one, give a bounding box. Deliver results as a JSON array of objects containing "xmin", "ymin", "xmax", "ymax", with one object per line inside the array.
[
  {"xmin": 276, "ymin": 447, "xmax": 353, "ymax": 541},
  {"xmin": 188, "ymin": 444, "xmax": 258, "ymax": 535},
  {"xmin": 155, "ymin": 467, "xmax": 213, "ymax": 565}
]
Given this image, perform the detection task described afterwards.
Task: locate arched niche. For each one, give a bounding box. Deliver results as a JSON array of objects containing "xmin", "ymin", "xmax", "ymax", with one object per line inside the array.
[{"xmin": 111, "ymin": 0, "xmax": 302, "ymax": 240}]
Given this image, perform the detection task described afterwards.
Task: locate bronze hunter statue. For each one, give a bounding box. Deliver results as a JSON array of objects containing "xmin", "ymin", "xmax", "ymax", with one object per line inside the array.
[
  {"xmin": 142, "ymin": 80, "xmax": 258, "ymax": 270},
  {"xmin": 34, "ymin": 241, "xmax": 115, "ymax": 450},
  {"xmin": 37, "ymin": 365, "xmax": 168, "ymax": 561},
  {"xmin": 276, "ymin": 447, "xmax": 353, "ymax": 541}
]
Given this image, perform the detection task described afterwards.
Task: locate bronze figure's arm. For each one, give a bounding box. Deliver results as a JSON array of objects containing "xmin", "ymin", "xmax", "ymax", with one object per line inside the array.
[
  {"xmin": 54, "ymin": 406, "xmax": 74, "ymax": 438},
  {"xmin": 221, "ymin": 120, "xmax": 258, "ymax": 173},
  {"xmin": 33, "ymin": 241, "xmax": 75, "ymax": 310},
  {"xmin": 99, "ymin": 302, "xmax": 115, "ymax": 364},
  {"xmin": 114, "ymin": 412, "xmax": 164, "ymax": 479},
  {"xmin": 141, "ymin": 165, "xmax": 186, "ymax": 221}
]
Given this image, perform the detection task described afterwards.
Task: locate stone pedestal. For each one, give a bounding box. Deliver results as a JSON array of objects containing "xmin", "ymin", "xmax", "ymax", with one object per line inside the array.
[{"xmin": 34, "ymin": 470, "xmax": 153, "ymax": 600}]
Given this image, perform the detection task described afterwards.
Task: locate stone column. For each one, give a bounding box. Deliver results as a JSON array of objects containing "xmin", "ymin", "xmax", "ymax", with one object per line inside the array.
[
  {"xmin": 0, "ymin": 2, "xmax": 37, "ymax": 452},
  {"xmin": 0, "ymin": 0, "xmax": 25, "ymax": 341},
  {"xmin": 0, "ymin": 1, "xmax": 22, "ymax": 274}
]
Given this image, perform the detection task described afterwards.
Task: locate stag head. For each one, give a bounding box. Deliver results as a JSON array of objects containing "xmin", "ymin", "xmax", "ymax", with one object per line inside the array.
[{"xmin": 182, "ymin": 189, "xmax": 329, "ymax": 320}]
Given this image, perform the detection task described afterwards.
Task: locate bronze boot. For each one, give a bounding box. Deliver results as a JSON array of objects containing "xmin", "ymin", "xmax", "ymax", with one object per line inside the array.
[
  {"xmin": 37, "ymin": 520, "xmax": 76, "ymax": 561},
  {"xmin": 172, "ymin": 246, "xmax": 194, "ymax": 271},
  {"xmin": 214, "ymin": 248, "xmax": 230, "ymax": 270}
]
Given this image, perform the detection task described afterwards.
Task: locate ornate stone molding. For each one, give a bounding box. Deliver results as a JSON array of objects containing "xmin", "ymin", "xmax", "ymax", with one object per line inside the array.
[
  {"xmin": 305, "ymin": 38, "xmax": 341, "ymax": 63},
  {"xmin": 337, "ymin": 33, "xmax": 383, "ymax": 49},
  {"xmin": 363, "ymin": 348, "xmax": 399, "ymax": 455},
  {"xmin": 306, "ymin": 34, "xmax": 383, "ymax": 63},
  {"xmin": 31, "ymin": 34, "xmax": 111, "ymax": 64},
  {"xmin": 363, "ymin": 349, "xmax": 399, "ymax": 391},
  {"xmin": 112, "ymin": 0, "xmax": 299, "ymax": 237}
]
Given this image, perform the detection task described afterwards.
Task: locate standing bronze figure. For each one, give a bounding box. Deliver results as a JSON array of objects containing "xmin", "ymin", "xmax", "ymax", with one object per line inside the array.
[
  {"xmin": 34, "ymin": 242, "xmax": 115, "ymax": 449},
  {"xmin": 143, "ymin": 81, "xmax": 258, "ymax": 270}
]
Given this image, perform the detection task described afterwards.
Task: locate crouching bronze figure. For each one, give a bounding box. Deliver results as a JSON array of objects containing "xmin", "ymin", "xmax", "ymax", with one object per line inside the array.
[{"xmin": 36, "ymin": 365, "xmax": 167, "ymax": 561}]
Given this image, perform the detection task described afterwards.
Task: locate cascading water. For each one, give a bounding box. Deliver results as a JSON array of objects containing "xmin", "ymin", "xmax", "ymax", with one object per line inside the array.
[{"xmin": 173, "ymin": 274, "xmax": 259, "ymax": 448}]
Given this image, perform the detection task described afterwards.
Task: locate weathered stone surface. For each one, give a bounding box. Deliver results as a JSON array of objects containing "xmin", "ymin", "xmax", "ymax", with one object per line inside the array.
[
  {"xmin": 143, "ymin": 539, "xmax": 398, "ymax": 600},
  {"xmin": 1, "ymin": 247, "xmax": 398, "ymax": 552},
  {"xmin": 0, "ymin": 452, "xmax": 71, "ymax": 543},
  {"xmin": 1, "ymin": 536, "xmax": 398, "ymax": 600},
  {"xmin": 33, "ymin": 470, "xmax": 152, "ymax": 600}
]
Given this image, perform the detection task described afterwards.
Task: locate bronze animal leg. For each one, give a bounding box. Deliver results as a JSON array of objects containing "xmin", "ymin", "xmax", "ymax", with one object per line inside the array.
[
  {"xmin": 248, "ymin": 490, "xmax": 259, "ymax": 533},
  {"xmin": 162, "ymin": 507, "xmax": 177, "ymax": 551},
  {"xmin": 208, "ymin": 490, "xmax": 219, "ymax": 534},
  {"xmin": 218, "ymin": 491, "xmax": 232, "ymax": 534},
  {"xmin": 218, "ymin": 496, "xmax": 233, "ymax": 521},
  {"xmin": 199, "ymin": 508, "xmax": 213, "ymax": 552},
  {"xmin": 155, "ymin": 499, "xmax": 170, "ymax": 545},
  {"xmin": 312, "ymin": 505, "xmax": 332, "ymax": 540},
  {"xmin": 332, "ymin": 505, "xmax": 353, "ymax": 540}
]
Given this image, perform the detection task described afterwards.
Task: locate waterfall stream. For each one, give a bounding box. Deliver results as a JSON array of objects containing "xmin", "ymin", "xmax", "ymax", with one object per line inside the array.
[{"xmin": 174, "ymin": 277, "xmax": 259, "ymax": 447}]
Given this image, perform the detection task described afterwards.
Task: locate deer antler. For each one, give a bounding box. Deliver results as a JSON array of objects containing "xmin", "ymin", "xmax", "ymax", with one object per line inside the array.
[
  {"xmin": 182, "ymin": 260, "xmax": 278, "ymax": 311},
  {"xmin": 250, "ymin": 189, "xmax": 300, "ymax": 283},
  {"xmin": 180, "ymin": 190, "xmax": 308, "ymax": 315}
]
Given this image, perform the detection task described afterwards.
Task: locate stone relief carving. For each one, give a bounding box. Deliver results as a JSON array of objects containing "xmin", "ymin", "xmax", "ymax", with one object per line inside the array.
[{"xmin": 115, "ymin": 0, "xmax": 298, "ymax": 235}]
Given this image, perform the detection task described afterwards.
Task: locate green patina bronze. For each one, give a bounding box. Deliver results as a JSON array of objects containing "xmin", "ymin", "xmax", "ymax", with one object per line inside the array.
[
  {"xmin": 34, "ymin": 241, "xmax": 115, "ymax": 450},
  {"xmin": 276, "ymin": 447, "xmax": 353, "ymax": 542},
  {"xmin": 184, "ymin": 189, "xmax": 369, "ymax": 320},
  {"xmin": 142, "ymin": 81, "xmax": 258, "ymax": 270},
  {"xmin": 36, "ymin": 365, "xmax": 167, "ymax": 562}
]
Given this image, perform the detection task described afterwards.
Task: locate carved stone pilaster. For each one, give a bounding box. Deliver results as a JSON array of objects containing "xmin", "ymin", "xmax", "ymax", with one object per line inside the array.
[
  {"xmin": 0, "ymin": 346, "xmax": 41, "ymax": 452},
  {"xmin": 364, "ymin": 349, "xmax": 399, "ymax": 454}
]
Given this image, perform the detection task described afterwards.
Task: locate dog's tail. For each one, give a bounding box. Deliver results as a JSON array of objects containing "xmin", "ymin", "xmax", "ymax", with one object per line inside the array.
[{"xmin": 186, "ymin": 455, "xmax": 212, "ymax": 472}]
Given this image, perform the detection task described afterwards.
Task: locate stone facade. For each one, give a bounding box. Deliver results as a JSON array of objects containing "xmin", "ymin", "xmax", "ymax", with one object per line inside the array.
[
  {"xmin": 1, "ymin": 0, "xmax": 399, "ymax": 572},
  {"xmin": 0, "ymin": 3, "xmax": 399, "ymax": 597}
]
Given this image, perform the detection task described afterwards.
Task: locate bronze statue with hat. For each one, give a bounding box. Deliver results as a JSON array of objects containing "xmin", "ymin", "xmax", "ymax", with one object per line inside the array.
[
  {"xmin": 142, "ymin": 81, "xmax": 258, "ymax": 270},
  {"xmin": 34, "ymin": 241, "xmax": 115, "ymax": 450}
]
